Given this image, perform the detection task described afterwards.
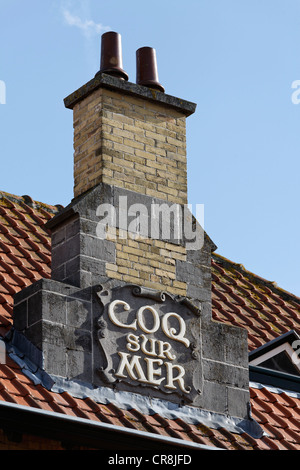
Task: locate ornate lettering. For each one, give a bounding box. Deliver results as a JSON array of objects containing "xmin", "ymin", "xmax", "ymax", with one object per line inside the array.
[
  {"xmin": 137, "ymin": 306, "xmax": 160, "ymax": 334},
  {"xmin": 165, "ymin": 362, "xmax": 191, "ymax": 394},
  {"xmin": 116, "ymin": 352, "xmax": 147, "ymax": 383},
  {"xmin": 161, "ymin": 312, "xmax": 190, "ymax": 347},
  {"xmin": 106, "ymin": 299, "xmax": 192, "ymax": 395},
  {"xmin": 108, "ymin": 300, "xmax": 137, "ymax": 330}
]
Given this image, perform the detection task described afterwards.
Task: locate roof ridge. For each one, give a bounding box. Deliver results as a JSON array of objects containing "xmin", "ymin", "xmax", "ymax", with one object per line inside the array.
[
  {"xmin": 0, "ymin": 191, "xmax": 63, "ymax": 216},
  {"xmin": 212, "ymin": 253, "xmax": 300, "ymax": 305}
]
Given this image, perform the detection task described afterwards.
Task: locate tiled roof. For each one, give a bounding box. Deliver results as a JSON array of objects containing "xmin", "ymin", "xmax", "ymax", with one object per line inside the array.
[
  {"xmin": 0, "ymin": 190, "xmax": 300, "ymax": 450},
  {"xmin": 211, "ymin": 254, "xmax": 300, "ymax": 351}
]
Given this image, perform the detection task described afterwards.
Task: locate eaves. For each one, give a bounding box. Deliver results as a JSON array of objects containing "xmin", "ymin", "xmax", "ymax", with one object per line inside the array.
[{"xmin": 0, "ymin": 401, "xmax": 221, "ymax": 451}]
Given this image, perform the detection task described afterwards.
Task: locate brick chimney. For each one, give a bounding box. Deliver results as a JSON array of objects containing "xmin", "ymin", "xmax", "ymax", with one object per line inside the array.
[
  {"xmin": 53, "ymin": 31, "xmax": 198, "ymax": 296},
  {"xmin": 67, "ymin": 44, "xmax": 192, "ymax": 205},
  {"xmin": 12, "ymin": 33, "xmax": 254, "ymax": 429}
]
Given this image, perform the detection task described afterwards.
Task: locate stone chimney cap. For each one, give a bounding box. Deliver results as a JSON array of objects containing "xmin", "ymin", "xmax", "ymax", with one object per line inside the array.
[{"xmin": 64, "ymin": 73, "xmax": 196, "ymax": 116}]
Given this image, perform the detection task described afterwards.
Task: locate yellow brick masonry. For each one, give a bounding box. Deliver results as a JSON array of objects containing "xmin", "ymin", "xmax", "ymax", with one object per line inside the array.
[
  {"xmin": 73, "ymin": 88, "xmax": 188, "ymax": 204},
  {"xmin": 106, "ymin": 228, "xmax": 187, "ymax": 296},
  {"xmin": 73, "ymin": 87, "xmax": 189, "ymax": 296}
]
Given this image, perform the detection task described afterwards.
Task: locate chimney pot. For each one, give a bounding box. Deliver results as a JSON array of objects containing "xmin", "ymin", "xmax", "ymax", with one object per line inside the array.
[
  {"xmin": 136, "ymin": 47, "xmax": 165, "ymax": 93},
  {"xmin": 97, "ymin": 31, "xmax": 128, "ymax": 81}
]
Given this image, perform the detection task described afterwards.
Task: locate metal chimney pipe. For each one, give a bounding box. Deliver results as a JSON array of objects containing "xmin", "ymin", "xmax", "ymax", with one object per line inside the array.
[
  {"xmin": 136, "ymin": 47, "xmax": 165, "ymax": 93},
  {"xmin": 97, "ymin": 31, "xmax": 128, "ymax": 81}
]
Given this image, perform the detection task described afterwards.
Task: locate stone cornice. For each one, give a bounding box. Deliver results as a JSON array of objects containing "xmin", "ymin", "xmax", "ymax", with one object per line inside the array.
[{"xmin": 64, "ymin": 73, "xmax": 197, "ymax": 117}]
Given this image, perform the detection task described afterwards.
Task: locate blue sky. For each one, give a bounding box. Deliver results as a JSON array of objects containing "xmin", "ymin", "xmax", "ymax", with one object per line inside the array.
[{"xmin": 0, "ymin": 0, "xmax": 299, "ymax": 297}]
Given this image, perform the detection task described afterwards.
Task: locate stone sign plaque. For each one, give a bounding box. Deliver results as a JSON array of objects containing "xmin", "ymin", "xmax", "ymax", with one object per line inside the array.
[{"xmin": 95, "ymin": 284, "xmax": 202, "ymax": 405}]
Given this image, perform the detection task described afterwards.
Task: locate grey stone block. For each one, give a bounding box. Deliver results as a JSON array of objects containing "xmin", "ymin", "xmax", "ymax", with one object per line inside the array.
[
  {"xmin": 186, "ymin": 246, "xmax": 211, "ymax": 267},
  {"xmin": 14, "ymin": 278, "xmax": 44, "ymax": 305},
  {"xmin": 52, "ymin": 226, "xmax": 66, "ymax": 247},
  {"xmin": 13, "ymin": 300, "xmax": 28, "ymax": 331},
  {"xmin": 44, "ymin": 342, "xmax": 67, "ymax": 377},
  {"xmin": 225, "ymin": 328, "xmax": 249, "ymax": 369},
  {"xmin": 202, "ymin": 324, "xmax": 225, "ymax": 363},
  {"xmin": 80, "ymin": 218, "xmax": 98, "ymax": 238},
  {"xmin": 186, "ymin": 283, "xmax": 211, "ymax": 303},
  {"xmin": 80, "ymin": 256, "xmax": 108, "ymax": 275},
  {"xmin": 66, "ymin": 298, "xmax": 91, "ymax": 329},
  {"xmin": 64, "ymin": 254, "xmax": 109, "ymax": 288},
  {"xmin": 40, "ymin": 291, "xmax": 67, "ymax": 325},
  {"xmin": 67, "ymin": 349, "xmax": 92, "ymax": 382},
  {"xmin": 80, "ymin": 234, "xmax": 115, "ymax": 262},
  {"xmin": 26, "ymin": 321, "xmax": 43, "ymax": 350},
  {"xmin": 52, "ymin": 264, "xmax": 66, "ymax": 282},
  {"xmin": 66, "ymin": 216, "xmax": 80, "ymax": 240},
  {"xmin": 202, "ymin": 380, "xmax": 227, "ymax": 414},
  {"xmin": 27, "ymin": 292, "xmax": 43, "ymax": 326},
  {"xmin": 227, "ymin": 387, "xmax": 250, "ymax": 419},
  {"xmin": 203, "ymin": 358, "xmax": 249, "ymax": 391}
]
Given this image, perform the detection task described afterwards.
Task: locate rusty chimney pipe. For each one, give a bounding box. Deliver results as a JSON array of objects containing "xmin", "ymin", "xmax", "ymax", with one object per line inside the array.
[
  {"xmin": 136, "ymin": 47, "xmax": 165, "ymax": 93},
  {"xmin": 97, "ymin": 31, "xmax": 128, "ymax": 81}
]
